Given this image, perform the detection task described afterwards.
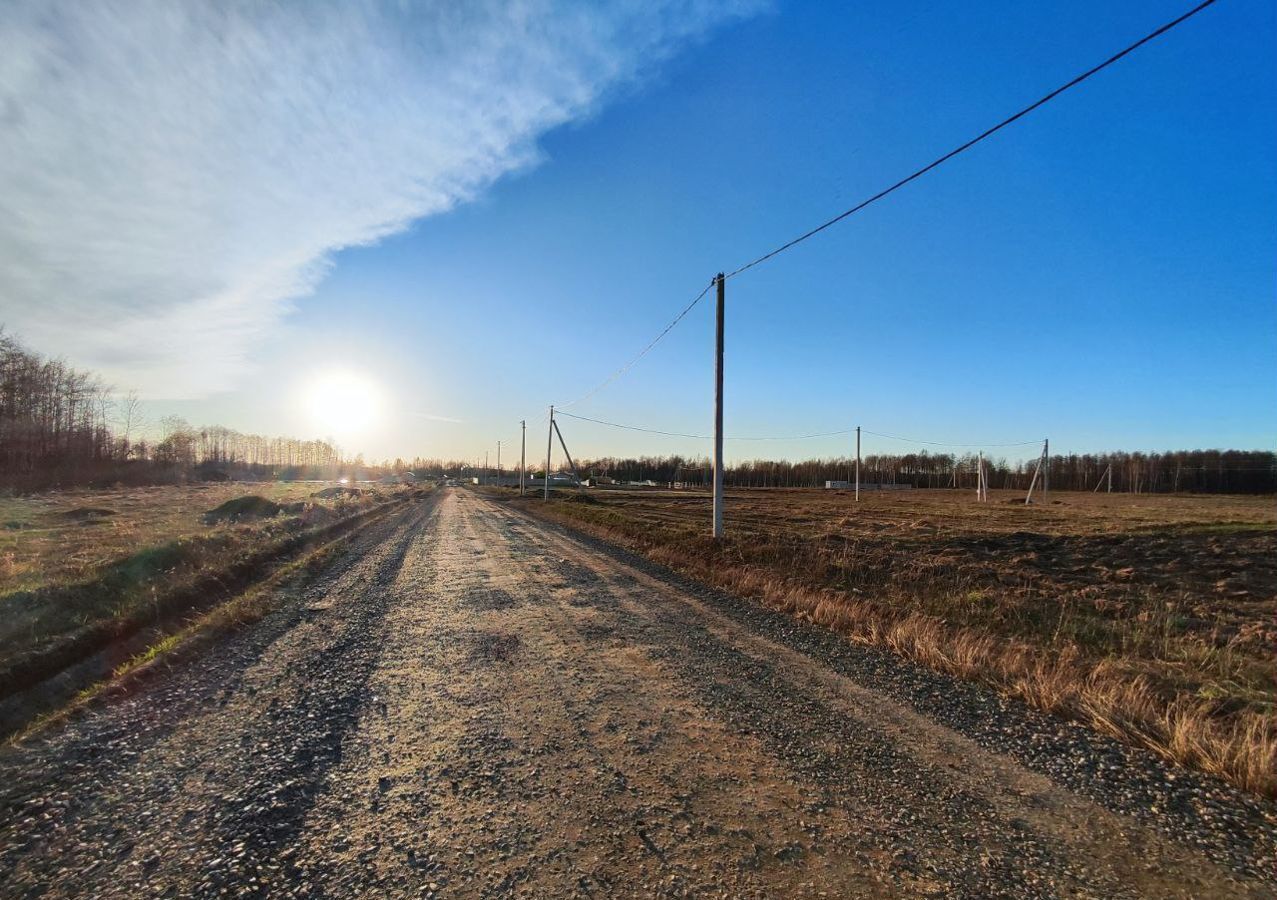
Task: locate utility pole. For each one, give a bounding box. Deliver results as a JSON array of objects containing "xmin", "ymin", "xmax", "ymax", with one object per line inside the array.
[
  {"xmin": 520, "ymin": 420, "xmax": 526, "ymax": 496},
  {"xmin": 484, "ymin": 450, "xmax": 488, "ymax": 486},
  {"xmin": 712, "ymin": 273, "xmax": 725, "ymax": 540},
  {"xmin": 552, "ymin": 418, "xmax": 581, "ymax": 485},
  {"xmin": 1094, "ymin": 462, "xmax": 1112, "ymax": 494},
  {"xmin": 1043, "ymin": 438, "xmax": 1049, "ymax": 504},
  {"xmin": 544, "ymin": 406, "xmax": 553, "ymax": 500},
  {"xmin": 855, "ymin": 426, "xmax": 861, "ymax": 502},
  {"xmin": 497, "ymin": 441, "xmax": 501, "ymax": 487}
]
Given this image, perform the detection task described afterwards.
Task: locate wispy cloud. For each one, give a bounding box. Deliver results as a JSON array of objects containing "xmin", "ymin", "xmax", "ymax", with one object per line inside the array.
[
  {"xmin": 0, "ymin": 0, "xmax": 757, "ymax": 397},
  {"xmin": 414, "ymin": 412, "xmax": 465, "ymax": 425}
]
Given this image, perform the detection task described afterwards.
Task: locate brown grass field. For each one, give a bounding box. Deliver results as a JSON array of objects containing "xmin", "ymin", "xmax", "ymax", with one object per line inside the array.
[
  {"xmin": 505, "ymin": 486, "xmax": 1277, "ymax": 798},
  {"xmin": 0, "ymin": 482, "xmax": 412, "ymax": 693},
  {"xmin": 1, "ymin": 482, "xmax": 352, "ymax": 595}
]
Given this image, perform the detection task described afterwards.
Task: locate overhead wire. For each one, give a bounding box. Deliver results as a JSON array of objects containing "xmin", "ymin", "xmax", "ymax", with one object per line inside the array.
[
  {"xmin": 556, "ymin": 410, "xmax": 1041, "ymax": 448},
  {"xmin": 860, "ymin": 430, "xmax": 1042, "ymax": 448},
  {"xmin": 554, "ymin": 410, "xmax": 709, "ymax": 440},
  {"xmin": 556, "ymin": 278, "xmax": 717, "ymax": 410},
  {"xmin": 535, "ymin": 1, "xmax": 1219, "ymax": 447},
  {"xmin": 722, "ymin": 0, "xmax": 1217, "ymax": 280}
]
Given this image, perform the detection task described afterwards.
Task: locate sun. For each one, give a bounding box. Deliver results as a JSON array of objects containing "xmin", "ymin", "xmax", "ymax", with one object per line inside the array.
[{"xmin": 304, "ymin": 370, "xmax": 383, "ymax": 437}]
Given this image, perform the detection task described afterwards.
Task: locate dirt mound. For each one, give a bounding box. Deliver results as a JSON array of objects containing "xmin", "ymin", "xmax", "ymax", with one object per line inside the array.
[
  {"xmin": 555, "ymin": 491, "xmax": 598, "ymax": 504},
  {"xmin": 61, "ymin": 507, "xmax": 117, "ymax": 521},
  {"xmin": 311, "ymin": 486, "xmax": 365, "ymax": 499},
  {"xmin": 202, "ymin": 495, "xmax": 283, "ymax": 524}
]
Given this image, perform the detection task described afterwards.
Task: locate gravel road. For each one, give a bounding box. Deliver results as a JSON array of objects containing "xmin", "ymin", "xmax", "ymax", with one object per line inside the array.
[{"xmin": 1, "ymin": 488, "xmax": 1272, "ymax": 898}]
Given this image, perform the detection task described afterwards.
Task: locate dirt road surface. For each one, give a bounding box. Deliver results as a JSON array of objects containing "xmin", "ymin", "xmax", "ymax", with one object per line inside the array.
[{"xmin": 1, "ymin": 489, "xmax": 1273, "ymax": 898}]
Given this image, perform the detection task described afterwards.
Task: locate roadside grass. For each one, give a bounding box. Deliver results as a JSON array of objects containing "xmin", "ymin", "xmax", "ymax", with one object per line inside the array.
[
  {"xmin": 501, "ymin": 487, "xmax": 1277, "ymax": 798},
  {"xmin": 0, "ymin": 483, "xmax": 419, "ymax": 698},
  {"xmin": 0, "ymin": 482, "xmax": 368, "ymax": 596},
  {"xmin": 5, "ymin": 522, "xmax": 364, "ymax": 747}
]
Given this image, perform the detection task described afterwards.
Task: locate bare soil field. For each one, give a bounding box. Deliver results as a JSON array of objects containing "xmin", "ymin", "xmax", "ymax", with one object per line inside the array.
[{"xmin": 506, "ymin": 487, "xmax": 1277, "ymax": 797}]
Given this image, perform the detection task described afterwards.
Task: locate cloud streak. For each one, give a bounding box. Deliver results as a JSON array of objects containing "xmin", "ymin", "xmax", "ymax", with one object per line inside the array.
[{"xmin": 0, "ymin": 0, "xmax": 756, "ymax": 397}]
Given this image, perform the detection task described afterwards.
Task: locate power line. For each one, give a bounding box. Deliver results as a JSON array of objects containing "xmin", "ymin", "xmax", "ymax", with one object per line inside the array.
[
  {"xmin": 733, "ymin": 428, "xmax": 858, "ymax": 442},
  {"xmin": 551, "ymin": 1, "xmax": 1216, "ymax": 413},
  {"xmin": 557, "ymin": 278, "xmax": 717, "ymax": 409},
  {"xmin": 554, "ymin": 410, "xmax": 709, "ymax": 440},
  {"xmin": 861, "ymin": 429, "xmax": 1042, "ymax": 448},
  {"xmin": 557, "ymin": 410, "xmax": 1038, "ymax": 447},
  {"xmin": 723, "ymin": 0, "xmax": 1217, "ymax": 280},
  {"xmin": 538, "ymin": 1, "xmax": 1218, "ymax": 467}
]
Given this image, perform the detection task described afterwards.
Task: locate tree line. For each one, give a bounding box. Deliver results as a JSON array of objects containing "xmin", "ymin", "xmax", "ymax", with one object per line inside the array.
[
  {"xmin": 570, "ymin": 448, "xmax": 1275, "ymax": 494},
  {"xmin": 0, "ymin": 331, "xmax": 414, "ymax": 491},
  {"xmin": 3, "ymin": 330, "xmax": 1271, "ymax": 493}
]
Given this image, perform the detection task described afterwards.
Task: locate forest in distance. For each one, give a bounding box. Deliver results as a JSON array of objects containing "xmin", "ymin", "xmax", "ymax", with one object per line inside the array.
[{"xmin": 2, "ymin": 329, "xmax": 1273, "ymax": 494}]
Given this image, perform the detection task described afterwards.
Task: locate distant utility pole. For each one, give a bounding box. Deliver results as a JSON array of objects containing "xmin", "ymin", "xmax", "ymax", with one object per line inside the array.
[
  {"xmin": 484, "ymin": 450, "xmax": 488, "ymax": 486},
  {"xmin": 519, "ymin": 420, "xmax": 526, "ymax": 496},
  {"xmin": 712, "ymin": 272, "xmax": 725, "ymax": 540},
  {"xmin": 544, "ymin": 406, "xmax": 554, "ymax": 500},
  {"xmin": 552, "ymin": 418, "xmax": 581, "ymax": 486},
  {"xmin": 1094, "ymin": 462, "xmax": 1112, "ymax": 493},
  {"xmin": 497, "ymin": 441, "xmax": 501, "ymax": 486},
  {"xmin": 855, "ymin": 425, "xmax": 861, "ymax": 502},
  {"xmin": 1043, "ymin": 437, "xmax": 1050, "ymax": 505},
  {"xmin": 1024, "ymin": 439, "xmax": 1049, "ymax": 505}
]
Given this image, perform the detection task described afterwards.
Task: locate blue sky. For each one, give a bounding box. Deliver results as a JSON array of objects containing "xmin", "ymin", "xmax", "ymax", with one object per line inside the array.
[{"xmin": 3, "ymin": 1, "xmax": 1273, "ymax": 463}]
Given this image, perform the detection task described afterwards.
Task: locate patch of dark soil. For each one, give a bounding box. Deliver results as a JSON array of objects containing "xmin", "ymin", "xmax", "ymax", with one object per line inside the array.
[
  {"xmin": 311, "ymin": 486, "xmax": 365, "ymax": 499},
  {"xmin": 579, "ymin": 622, "xmax": 616, "ymax": 642},
  {"xmin": 61, "ymin": 507, "xmax": 117, "ymax": 520},
  {"xmin": 463, "ymin": 588, "xmax": 516, "ymax": 612},
  {"xmin": 202, "ymin": 496, "xmax": 282, "ymax": 524},
  {"xmin": 467, "ymin": 632, "xmax": 521, "ymax": 664}
]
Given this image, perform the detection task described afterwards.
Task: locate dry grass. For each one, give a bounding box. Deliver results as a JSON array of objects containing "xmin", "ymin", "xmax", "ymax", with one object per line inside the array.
[
  {"xmin": 0, "ymin": 482, "xmax": 415, "ymax": 683},
  {"xmin": 0, "ymin": 481, "xmax": 375, "ymax": 595},
  {"xmin": 507, "ymin": 487, "xmax": 1277, "ymax": 798},
  {"xmin": 5, "ymin": 523, "xmax": 360, "ymax": 747}
]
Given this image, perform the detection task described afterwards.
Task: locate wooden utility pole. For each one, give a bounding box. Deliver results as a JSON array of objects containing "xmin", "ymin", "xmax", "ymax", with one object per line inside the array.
[
  {"xmin": 1043, "ymin": 438, "xmax": 1050, "ymax": 504},
  {"xmin": 544, "ymin": 406, "xmax": 553, "ymax": 500},
  {"xmin": 484, "ymin": 450, "xmax": 488, "ymax": 486},
  {"xmin": 496, "ymin": 441, "xmax": 501, "ymax": 486},
  {"xmin": 552, "ymin": 419, "xmax": 581, "ymax": 486},
  {"xmin": 519, "ymin": 420, "xmax": 526, "ymax": 496},
  {"xmin": 855, "ymin": 426, "xmax": 861, "ymax": 502},
  {"xmin": 712, "ymin": 273, "xmax": 725, "ymax": 540},
  {"xmin": 1025, "ymin": 446, "xmax": 1044, "ymax": 505}
]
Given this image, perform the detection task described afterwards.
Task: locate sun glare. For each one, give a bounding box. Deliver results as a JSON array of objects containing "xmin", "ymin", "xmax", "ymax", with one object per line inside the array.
[{"xmin": 304, "ymin": 370, "xmax": 383, "ymax": 437}]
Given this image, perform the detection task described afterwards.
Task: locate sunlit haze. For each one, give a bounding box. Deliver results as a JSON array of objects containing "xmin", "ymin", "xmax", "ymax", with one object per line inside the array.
[{"xmin": 302, "ymin": 370, "xmax": 385, "ymax": 446}]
